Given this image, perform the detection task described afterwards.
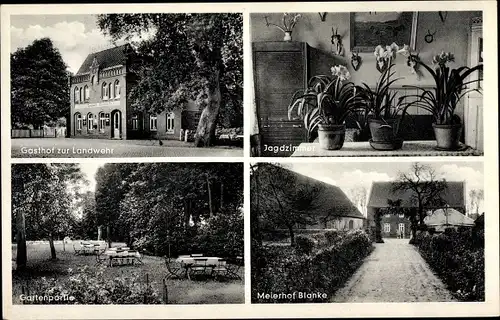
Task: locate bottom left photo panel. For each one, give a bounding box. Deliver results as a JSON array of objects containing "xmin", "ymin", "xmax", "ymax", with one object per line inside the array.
[{"xmin": 10, "ymin": 162, "xmax": 244, "ymax": 305}]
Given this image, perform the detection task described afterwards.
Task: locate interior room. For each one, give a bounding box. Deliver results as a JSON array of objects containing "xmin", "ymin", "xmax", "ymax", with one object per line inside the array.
[{"xmin": 250, "ymin": 11, "xmax": 483, "ymax": 157}]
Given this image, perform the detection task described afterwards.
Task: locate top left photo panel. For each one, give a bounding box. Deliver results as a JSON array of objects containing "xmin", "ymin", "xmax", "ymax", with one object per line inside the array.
[{"xmin": 9, "ymin": 13, "xmax": 243, "ymax": 158}]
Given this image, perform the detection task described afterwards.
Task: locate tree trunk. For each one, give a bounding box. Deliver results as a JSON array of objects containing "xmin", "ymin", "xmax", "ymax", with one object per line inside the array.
[
  {"xmin": 194, "ymin": 69, "xmax": 221, "ymax": 147},
  {"xmin": 375, "ymin": 209, "xmax": 384, "ymax": 243},
  {"xmin": 207, "ymin": 176, "xmax": 213, "ymax": 218},
  {"xmin": 16, "ymin": 211, "xmax": 27, "ymax": 270},
  {"xmin": 106, "ymin": 225, "xmax": 112, "ymax": 248},
  {"xmin": 288, "ymin": 225, "xmax": 295, "ymax": 246},
  {"xmin": 49, "ymin": 234, "xmax": 57, "ymax": 260},
  {"xmin": 97, "ymin": 226, "xmax": 102, "ymax": 241}
]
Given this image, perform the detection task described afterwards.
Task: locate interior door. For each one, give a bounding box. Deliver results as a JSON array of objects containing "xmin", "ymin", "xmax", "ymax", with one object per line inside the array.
[{"xmin": 465, "ymin": 19, "xmax": 483, "ymax": 151}]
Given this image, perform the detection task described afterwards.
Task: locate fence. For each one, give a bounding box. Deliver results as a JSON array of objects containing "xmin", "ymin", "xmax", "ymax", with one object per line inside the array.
[{"xmin": 11, "ymin": 128, "xmax": 66, "ymax": 138}]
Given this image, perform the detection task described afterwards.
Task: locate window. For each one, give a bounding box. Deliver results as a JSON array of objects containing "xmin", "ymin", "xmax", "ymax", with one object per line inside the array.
[
  {"xmin": 102, "ymin": 82, "xmax": 108, "ymax": 100},
  {"xmin": 91, "ymin": 75, "xmax": 95, "ymax": 86},
  {"xmin": 166, "ymin": 112, "xmax": 175, "ymax": 133},
  {"xmin": 398, "ymin": 223, "xmax": 405, "ymax": 232},
  {"xmin": 114, "ymin": 80, "xmax": 120, "ymax": 98},
  {"xmin": 84, "ymin": 85, "xmax": 89, "ymax": 101},
  {"xmin": 398, "ymin": 213, "xmax": 405, "ymax": 218},
  {"xmin": 79, "ymin": 87, "xmax": 83, "ymax": 103},
  {"xmin": 99, "ymin": 112, "xmax": 109, "ymax": 131},
  {"xmin": 150, "ymin": 115, "xmax": 158, "ymax": 131},
  {"xmin": 74, "ymin": 87, "xmax": 79, "ymax": 103},
  {"xmin": 87, "ymin": 113, "xmax": 94, "ymax": 131},
  {"xmin": 348, "ymin": 220, "xmax": 354, "ymax": 230},
  {"xmin": 383, "ymin": 223, "xmax": 391, "ymax": 233},
  {"xmin": 108, "ymin": 82, "xmax": 113, "ymax": 100},
  {"xmin": 75, "ymin": 113, "xmax": 82, "ymax": 130},
  {"xmin": 131, "ymin": 114, "xmax": 139, "ymax": 130}
]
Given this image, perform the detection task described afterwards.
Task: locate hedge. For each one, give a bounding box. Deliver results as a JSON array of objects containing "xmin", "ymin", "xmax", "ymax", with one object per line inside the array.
[
  {"xmin": 252, "ymin": 229, "xmax": 373, "ymax": 303},
  {"xmin": 414, "ymin": 228, "xmax": 484, "ymax": 301}
]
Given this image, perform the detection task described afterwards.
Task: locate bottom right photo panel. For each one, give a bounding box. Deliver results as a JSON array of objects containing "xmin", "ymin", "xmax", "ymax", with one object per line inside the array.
[{"xmin": 250, "ymin": 161, "xmax": 484, "ymax": 303}]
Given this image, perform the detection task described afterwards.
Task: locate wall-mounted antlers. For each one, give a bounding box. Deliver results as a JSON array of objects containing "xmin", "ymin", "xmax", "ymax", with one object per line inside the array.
[
  {"xmin": 318, "ymin": 12, "xmax": 327, "ymax": 22},
  {"xmin": 331, "ymin": 27, "xmax": 344, "ymax": 56}
]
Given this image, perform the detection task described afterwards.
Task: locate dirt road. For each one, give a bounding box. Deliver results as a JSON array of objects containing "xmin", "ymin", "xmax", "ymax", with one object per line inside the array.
[{"xmin": 332, "ymin": 238, "xmax": 456, "ymax": 302}]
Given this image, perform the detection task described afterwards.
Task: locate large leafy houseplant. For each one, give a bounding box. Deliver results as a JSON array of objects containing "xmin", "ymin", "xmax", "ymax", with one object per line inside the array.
[
  {"xmin": 402, "ymin": 51, "xmax": 483, "ymax": 149},
  {"xmin": 355, "ymin": 43, "xmax": 412, "ymax": 150},
  {"xmin": 288, "ymin": 65, "xmax": 363, "ymax": 150}
]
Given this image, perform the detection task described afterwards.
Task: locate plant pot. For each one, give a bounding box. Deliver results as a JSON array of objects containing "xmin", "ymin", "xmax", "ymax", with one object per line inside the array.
[
  {"xmin": 318, "ymin": 124, "xmax": 345, "ymax": 150},
  {"xmin": 432, "ymin": 123, "xmax": 463, "ymax": 150},
  {"xmin": 368, "ymin": 119, "xmax": 398, "ymax": 141},
  {"xmin": 283, "ymin": 31, "xmax": 292, "ymax": 41},
  {"xmin": 368, "ymin": 119, "xmax": 403, "ymax": 150}
]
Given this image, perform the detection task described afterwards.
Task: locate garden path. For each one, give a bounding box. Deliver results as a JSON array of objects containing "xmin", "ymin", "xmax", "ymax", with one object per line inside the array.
[{"xmin": 331, "ymin": 238, "xmax": 456, "ymax": 302}]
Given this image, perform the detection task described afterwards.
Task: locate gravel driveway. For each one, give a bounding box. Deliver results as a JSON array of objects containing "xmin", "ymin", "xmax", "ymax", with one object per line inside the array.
[{"xmin": 332, "ymin": 238, "xmax": 456, "ymax": 302}]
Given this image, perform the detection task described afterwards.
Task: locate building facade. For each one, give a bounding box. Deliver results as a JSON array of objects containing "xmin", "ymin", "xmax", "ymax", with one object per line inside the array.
[
  {"xmin": 70, "ymin": 45, "xmax": 200, "ymax": 140},
  {"xmin": 367, "ymin": 181, "xmax": 466, "ymax": 238}
]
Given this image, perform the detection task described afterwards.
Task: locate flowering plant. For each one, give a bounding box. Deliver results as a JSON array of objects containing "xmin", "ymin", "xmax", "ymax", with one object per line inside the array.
[
  {"xmin": 288, "ymin": 65, "xmax": 364, "ymax": 140},
  {"xmin": 402, "ymin": 51, "xmax": 483, "ymax": 125},
  {"xmin": 265, "ymin": 13, "xmax": 301, "ymax": 33}
]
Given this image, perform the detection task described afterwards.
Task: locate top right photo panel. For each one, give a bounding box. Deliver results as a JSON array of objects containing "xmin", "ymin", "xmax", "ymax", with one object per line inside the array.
[{"xmin": 250, "ymin": 11, "xmax": 483, "ymax": 157}]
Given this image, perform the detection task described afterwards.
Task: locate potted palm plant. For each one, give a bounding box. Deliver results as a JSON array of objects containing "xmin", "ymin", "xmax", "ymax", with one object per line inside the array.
[
  {"xmin": 402, "ymin": 52, "xmax": 483, "ymax": 150},
  {"xmin": 356, "ymin": 44, "xmax": 412, "ymax": 150},
  {"xmin": 288, "ymin": 65, "xmax": 363, "ymax": 150}
]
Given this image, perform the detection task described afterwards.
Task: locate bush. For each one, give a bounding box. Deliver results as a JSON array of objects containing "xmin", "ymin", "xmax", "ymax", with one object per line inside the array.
[
  {"xmin": 324, "ymin": 230, "xmax": 341, "ymax": 246},
  {"xmin": 22, "ymin": 266, "xmax": 163, "ymax": 304},
  {"xmin": 294, "ymin": 235, "xmax": 315, "ymax": 255},
  {"xmin": 252, "ymin": 230, "xmax": 373, "ymax": 303},
  {"xmin": 414, "ymin": 229, "xmax": 484, "ymax": 301}
]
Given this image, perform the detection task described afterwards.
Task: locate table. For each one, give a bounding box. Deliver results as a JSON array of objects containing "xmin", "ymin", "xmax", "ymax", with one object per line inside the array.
[
  {"xmin": 290, "ymin": 141, "xmax": 483, "ymax": 157},
  {"xmin": 104, "ymin": 250, "xmax": 141, "ymax": 266},
  {"xmin": 80, "ymin": 242, "xmax": 103, "ymax": 255},
  {"xmin": 176, "ymin": 256, "xmax": 225, "ymax": 280}
]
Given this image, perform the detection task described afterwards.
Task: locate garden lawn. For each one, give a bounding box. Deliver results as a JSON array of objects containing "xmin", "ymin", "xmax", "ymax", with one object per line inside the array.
[{"xmin": 12, "ymin": 242, "xmax": 244, "ymax": 304}]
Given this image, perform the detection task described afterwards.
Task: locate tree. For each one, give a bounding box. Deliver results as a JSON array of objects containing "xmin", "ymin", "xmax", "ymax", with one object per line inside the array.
[
  {"xmin": 11, "ymin": 38, "xmax": 70, "ymax": 128},
  {"xmin": 350, "ymin": 186, "xmax": 367, "ymax": 217},
  {"xmin": 251, "ymin": 163, "xmax": 324, "ymax": 245},
  {"xmin": 96, "ymin": 13, "xmax": 243, "ymax": 146},
  {"xmin": 12, "ymin": 164, "xmax": 85, "ymax": 267},
  {"xmin": 392, "ymin": 163, "xmax": 447, "ymax": 242},
  {"xmin": 469, "ymin": 189, "xmax": 484, "ymax": 215}
]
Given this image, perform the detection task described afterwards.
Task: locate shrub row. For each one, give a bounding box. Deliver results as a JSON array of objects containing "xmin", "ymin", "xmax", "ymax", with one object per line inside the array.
[
  {"xmin": 414, "ymin": 228, "xmax": 484, "ymax": 301},
  {"xmin": 21, "ymin": 266, "xmax": 163, "ymax": 304},
  {"xmin": 252, "ymin": 229, "xmax": 373, "ymax": 303}
]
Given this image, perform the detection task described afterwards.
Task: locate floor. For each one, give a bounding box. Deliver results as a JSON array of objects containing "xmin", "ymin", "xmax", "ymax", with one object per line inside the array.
[{"xmin": 331, "ymin": 238, "xmax": 456, "ymax": 302}]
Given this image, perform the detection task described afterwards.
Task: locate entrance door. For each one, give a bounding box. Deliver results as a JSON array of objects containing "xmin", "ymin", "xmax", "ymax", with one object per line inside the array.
[{"xmin": 113, "ymin": 112, "xmax": 120, "ymax": 138}]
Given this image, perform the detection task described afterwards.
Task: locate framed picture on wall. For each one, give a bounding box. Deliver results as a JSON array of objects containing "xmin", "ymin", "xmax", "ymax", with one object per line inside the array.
[{"xmin": 350, "ymin": 12, "xmax": 418, "ymax": 52}]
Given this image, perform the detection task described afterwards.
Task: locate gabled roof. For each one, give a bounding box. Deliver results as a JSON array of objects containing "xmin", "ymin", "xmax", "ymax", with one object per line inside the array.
[
  {"xmin": 367, "ymin": 181, "xmax": 465, "ymax": 209},
  {"xmin": 424, "ymin": 208, "xmax": 475, "ymax": 227},
  {"xmin": 289, "ymin": 170, "xmax": 365, "ymax": 219},
  {"xmin": 76, "ymin": 44, "xmax": 130, "ymax": 75}
]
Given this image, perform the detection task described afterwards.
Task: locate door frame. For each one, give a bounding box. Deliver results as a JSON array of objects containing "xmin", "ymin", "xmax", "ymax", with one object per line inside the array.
[{"xmin": 111, "ymin": 110, "xmax": 122, "ymax": 139}]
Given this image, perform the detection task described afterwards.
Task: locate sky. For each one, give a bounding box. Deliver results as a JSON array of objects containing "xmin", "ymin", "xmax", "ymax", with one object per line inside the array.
[
  {"xmin": 78, "ymin": 162, "xmax": 103, "ymax": 192},
  {"xmin": 9, "ymin": 14, "xmax": 161, "ymax": 74},
  {"xmin": 10, "ymin": 15, "xmax": 116, "ymax": 74},
  {"xmin": 285, "ymin": 161, "xmax": 484, "ymax": 214}
]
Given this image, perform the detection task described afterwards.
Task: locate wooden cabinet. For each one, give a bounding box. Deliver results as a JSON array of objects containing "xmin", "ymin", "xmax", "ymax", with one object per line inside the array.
[{"xmin": 253, "ymin": 42, "xmax": 309, "ymax": 157}]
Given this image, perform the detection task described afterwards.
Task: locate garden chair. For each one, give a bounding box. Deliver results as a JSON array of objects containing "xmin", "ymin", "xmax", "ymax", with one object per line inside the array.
[
  {"xmin": 226, "ymin": 256, "xmax": 243, "ymax": 280},
  {"xmin": 95, "ymin": 251, "xmax": 108, "ymax": 267},
  {"xmin": 164, "ymin": 257, "xmax": 184, "ymax": 279},
  {"xmin": 188, "ymin": 258, "xmax": 208, "ymax": 280},
  {"xmin": 211, "ymin": 259, "xmax": 228, "ymax": 280}
]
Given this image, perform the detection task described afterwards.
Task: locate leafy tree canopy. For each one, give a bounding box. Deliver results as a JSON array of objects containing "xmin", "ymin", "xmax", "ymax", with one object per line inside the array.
[
  {"xmin": 96, "ymin": 13, "xmax": 243, "ymax": 129},
  {"xmin": 11, "ymin": 38, "xmax": 70, "ymax": 128}
]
